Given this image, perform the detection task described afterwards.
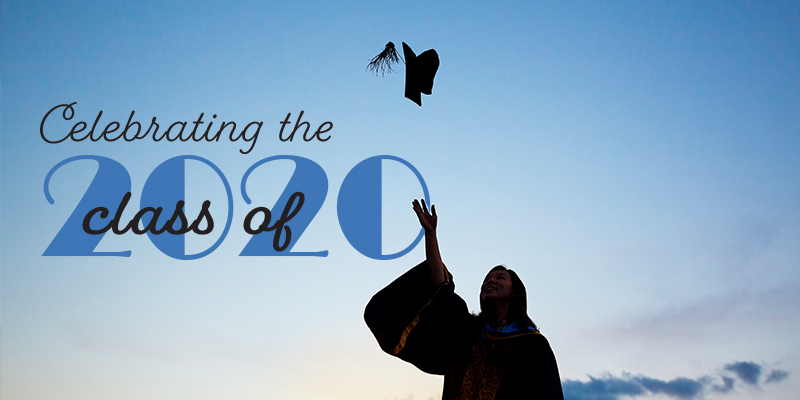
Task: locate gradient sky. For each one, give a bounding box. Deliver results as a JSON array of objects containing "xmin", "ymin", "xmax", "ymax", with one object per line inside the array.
[{"xmin": 2, "ymin": 1, "xmax": 799, "ymax": 399}]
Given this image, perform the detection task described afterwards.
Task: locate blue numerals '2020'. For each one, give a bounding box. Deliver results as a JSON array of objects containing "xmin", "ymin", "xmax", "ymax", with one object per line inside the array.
[{"xmin": 43, "ymin": 155, "xmax": 429, "ymax": 260}]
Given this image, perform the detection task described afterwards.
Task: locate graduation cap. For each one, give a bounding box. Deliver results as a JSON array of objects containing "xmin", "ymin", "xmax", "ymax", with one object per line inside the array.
[{"xmin": 367, "ymin": 42, "xmax": 439, "ymax": 106}]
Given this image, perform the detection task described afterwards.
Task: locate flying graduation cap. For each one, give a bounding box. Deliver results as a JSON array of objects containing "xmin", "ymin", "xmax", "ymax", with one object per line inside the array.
[{"xmin": 367, "ymin": 42, "xmax": 439, "ymax": 106}]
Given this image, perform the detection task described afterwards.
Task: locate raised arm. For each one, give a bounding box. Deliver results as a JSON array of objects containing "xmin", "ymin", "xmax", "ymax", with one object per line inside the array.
[{"xmin": 412, "ymin": 199, "xmax": 445, "ymax": 286}]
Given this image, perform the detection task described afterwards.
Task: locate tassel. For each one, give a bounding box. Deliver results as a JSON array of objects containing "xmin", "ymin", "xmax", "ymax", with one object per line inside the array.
[{"xmin": 367, "ymin": 42, "xmax": 403, "ymax": 76}]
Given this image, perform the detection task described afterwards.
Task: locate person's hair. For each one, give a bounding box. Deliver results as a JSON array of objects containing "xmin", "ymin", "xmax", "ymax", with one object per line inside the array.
[{"xmin": 479, "ymin": 265, "xmax": 537, "ymax": 330}]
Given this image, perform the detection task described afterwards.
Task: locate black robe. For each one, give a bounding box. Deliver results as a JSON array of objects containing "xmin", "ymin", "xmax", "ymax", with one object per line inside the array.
[{"xmin": 365, "ymin": 261, "xmax": 564, "ymax": 400}]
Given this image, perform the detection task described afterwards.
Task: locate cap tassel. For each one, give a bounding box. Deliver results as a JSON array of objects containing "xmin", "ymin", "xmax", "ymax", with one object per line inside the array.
[{"xmin": 367, "ymin": 42, "xmax": 403, "ymax": 76}]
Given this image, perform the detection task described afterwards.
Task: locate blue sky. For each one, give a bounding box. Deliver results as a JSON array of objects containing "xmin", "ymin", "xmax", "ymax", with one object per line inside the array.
[{"xmin": 2, "ymin": 1, "xmax": 799, "ymax": 399}]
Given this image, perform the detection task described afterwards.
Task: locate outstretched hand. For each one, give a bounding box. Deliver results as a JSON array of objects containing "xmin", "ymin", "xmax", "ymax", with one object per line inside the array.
[{"xmin": 412, "ymin": 199, "xmax": 437, "ymax": 233}]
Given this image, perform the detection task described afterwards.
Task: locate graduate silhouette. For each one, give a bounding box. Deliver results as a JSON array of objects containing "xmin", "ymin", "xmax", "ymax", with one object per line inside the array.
[
  {"xmin": 367, "ymin": 42, "xmax": 439, "ymax": 106},
  {"xmin": 364, "ymin": 200, "xmax": 564, "ymax": 400}
]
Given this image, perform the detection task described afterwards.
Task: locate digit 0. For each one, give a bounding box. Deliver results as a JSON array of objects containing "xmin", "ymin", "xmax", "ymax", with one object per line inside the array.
[
  {"xmin": 337, "ymin": 155, "xmax": 430, "ymax": 260},
  {"xmin": 140, "ymin": 155, "xmax": 233, "ymax": 260}
]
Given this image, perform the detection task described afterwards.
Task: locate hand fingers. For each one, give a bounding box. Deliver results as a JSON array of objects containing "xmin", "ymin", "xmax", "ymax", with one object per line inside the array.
[
  {"xmin": 412, "ymin": 199, "xmax": 435, "ymax": 219},
  {"xmin": 412, "ymin": 200, "xmax": 424, "ymax": 217}
]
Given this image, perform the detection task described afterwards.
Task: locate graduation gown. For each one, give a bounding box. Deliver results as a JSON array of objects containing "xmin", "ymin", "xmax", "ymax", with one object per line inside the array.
[{"xmin": 365, "ymin": 261, "xmax": 564, "ymax": 400}]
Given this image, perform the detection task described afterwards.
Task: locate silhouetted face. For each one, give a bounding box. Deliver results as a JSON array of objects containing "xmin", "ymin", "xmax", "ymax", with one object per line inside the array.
[{"xmin": 480, "ymin": 270, "xmax": 515, "ymax": 302}]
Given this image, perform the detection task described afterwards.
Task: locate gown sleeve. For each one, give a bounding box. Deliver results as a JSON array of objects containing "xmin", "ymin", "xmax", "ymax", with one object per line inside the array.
[{"xmin": 364, "ymin": 260, "xmax": 470, "ymax": 375}]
